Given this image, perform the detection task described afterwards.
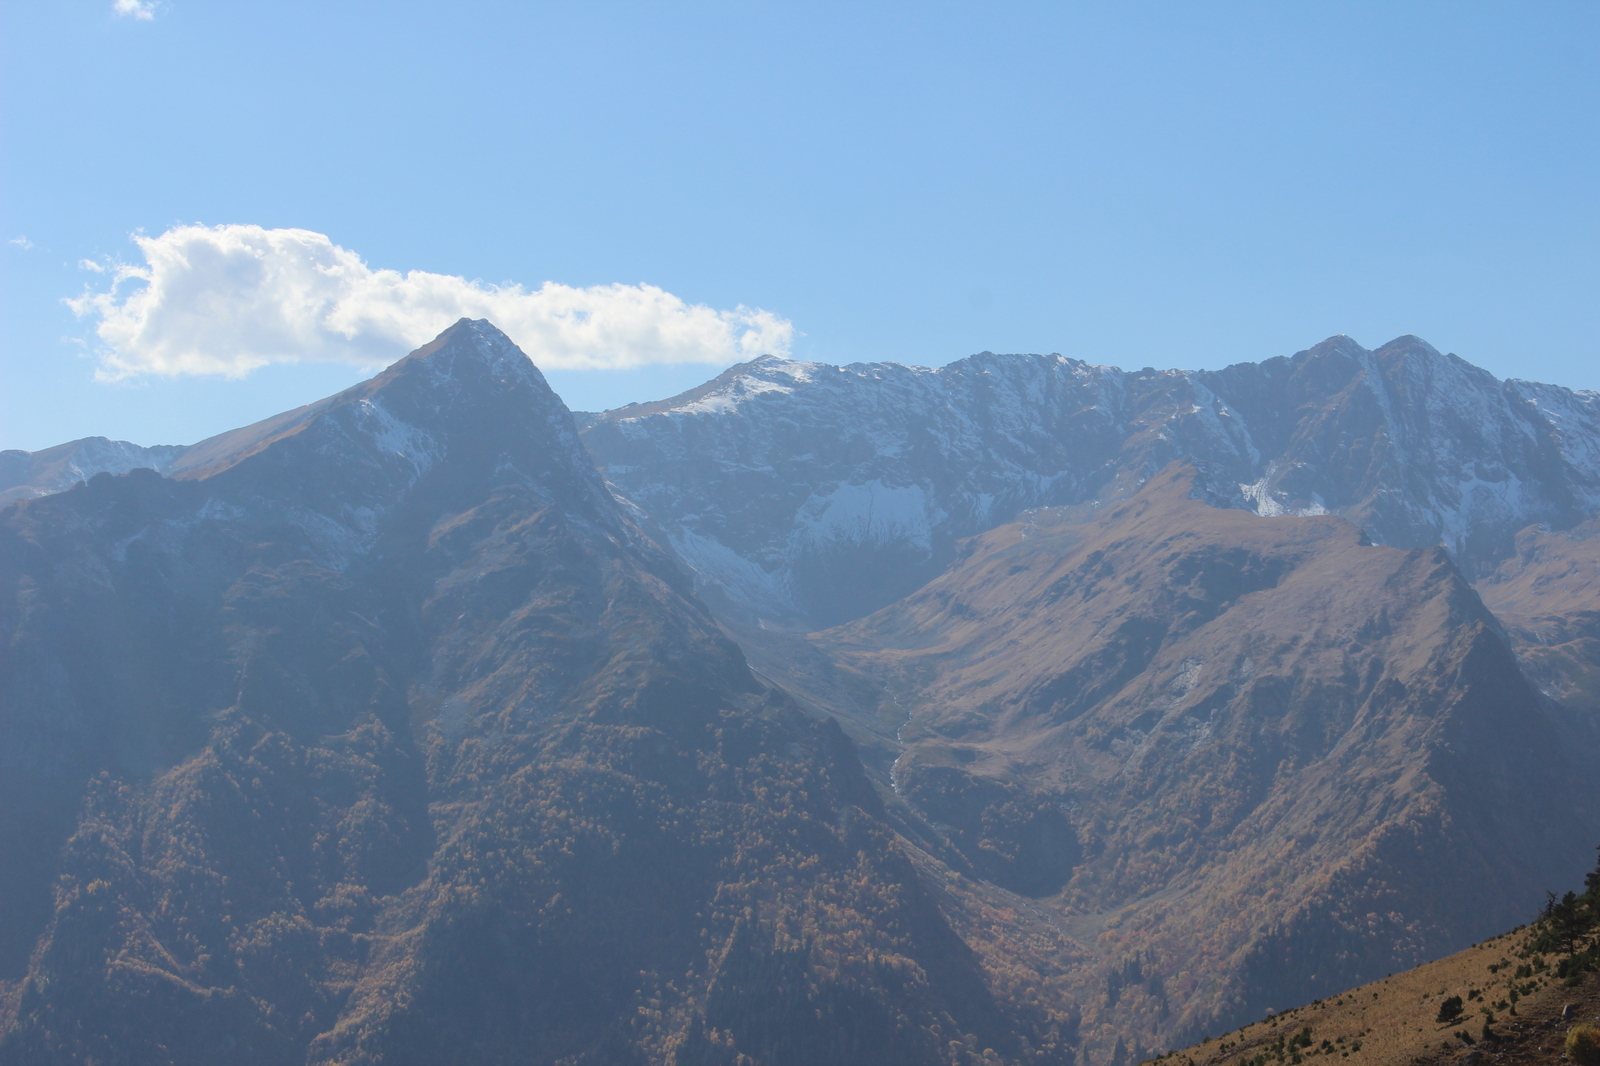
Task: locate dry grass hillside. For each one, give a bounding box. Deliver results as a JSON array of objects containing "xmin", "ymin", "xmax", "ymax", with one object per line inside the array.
[{"xmin": 1154, "ymin": 926, "xmax": 1600, "ymax": 1066}]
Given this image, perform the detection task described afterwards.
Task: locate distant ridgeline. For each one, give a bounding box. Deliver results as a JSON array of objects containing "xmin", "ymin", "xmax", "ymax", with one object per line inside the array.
[
  {"xmin": 580, "ymin": 334, "xmax": 1600, "ymax": 627},
  {"xmin": 1, "ymin": 322, "xmax": 1599, "ymax": 1065}
]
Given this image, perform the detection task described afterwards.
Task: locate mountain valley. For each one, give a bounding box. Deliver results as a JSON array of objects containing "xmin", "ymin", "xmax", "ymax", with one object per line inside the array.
[
  {"xmin": 782, "ymin": 467, "xmax": 1596, "ymax": 1055},
  {"xmin": 1, "ymin": 323, "xmax": 1597, "ymax": 1065}
]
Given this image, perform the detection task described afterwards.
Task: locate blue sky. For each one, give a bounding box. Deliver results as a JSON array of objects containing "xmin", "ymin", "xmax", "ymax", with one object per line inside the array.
[{"xmin": 2, "ymin": 1, "xmax": 1596, "ymax": 452}]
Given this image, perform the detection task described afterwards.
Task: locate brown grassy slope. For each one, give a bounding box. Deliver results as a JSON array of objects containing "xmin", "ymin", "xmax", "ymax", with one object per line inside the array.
[
  {"xmin": 1153, "ymin": 929, "xmax": 1600, "ymax": 1066},
  {"xmin": 788, "ymin": 465, "xmax": 1598, "ymax": 1058}
]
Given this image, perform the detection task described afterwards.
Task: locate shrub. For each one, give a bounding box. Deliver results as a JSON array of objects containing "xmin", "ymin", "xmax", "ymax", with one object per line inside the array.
[
  {"xmin": 1567, "ymin": 1025, "xmax": 1600, "ymax": 1066},
  {"xmin": 1435, "ymin": 996, "xmax": 1464, "ymax": 1024}
]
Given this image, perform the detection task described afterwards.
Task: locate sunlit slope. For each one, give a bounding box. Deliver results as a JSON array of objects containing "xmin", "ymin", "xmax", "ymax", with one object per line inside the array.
[{"xmin": 1156, "ymin": 881, "xmax": 1600, "ymax": 1066}]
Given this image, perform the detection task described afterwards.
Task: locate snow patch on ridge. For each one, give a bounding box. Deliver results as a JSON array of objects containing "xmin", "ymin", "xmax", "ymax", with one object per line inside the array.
[
  {"xmin": 348, "ymin": 398, "xmax": 443, "ymax": 477},
  {"xmin": 1239, "ymin": 467, "xmax": 1330, "ymax": 518},
  {"xmin": 792, "ymin": 479, "xmax": 940, "ymax": 552},
  {"xmin": 674, "ymin": 359, "xmax": 828, "ymax": 416},
  {"xmin": 671, "ymin": 528, "xmax": 793, "ymax": 611},
  {"xmin": 583, "ymin": 336, "xmax": 1600, "ymax": 624}
]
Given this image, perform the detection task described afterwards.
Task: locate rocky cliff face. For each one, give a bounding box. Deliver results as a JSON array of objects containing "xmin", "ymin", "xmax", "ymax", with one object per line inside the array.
[
  {"xmin": 580, "ymin": 336, "xmax": 1600, "ymax": 627},
  {"xmin": 0, "ymin": 322, "xmax": 1048, "ymax": 1066}
]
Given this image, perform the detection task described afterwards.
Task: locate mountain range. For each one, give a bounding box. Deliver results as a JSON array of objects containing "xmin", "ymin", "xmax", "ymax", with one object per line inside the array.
[
  {"xmin": 579, "ymin": 335, "xmax": 1600, "ymax": 625},
  {"xmin": 1, "ymin": 322, "xmax": 1596, "ymax": 1065}
]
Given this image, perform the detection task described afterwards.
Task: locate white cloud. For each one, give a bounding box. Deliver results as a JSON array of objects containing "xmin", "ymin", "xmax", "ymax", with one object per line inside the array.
[
  {"xmin": 79, "ymin": 258, "xmax": 106, "ymax": 273},
  {"xmin": 68, "ymin": 224, "xmax": 794, "ymax": 380},
  {"xmin": 8, "ymin": 236, "xmax": 33, "ymax": 250},
  {"xmin": 112, "ymin": 0, "xmax": 156, "ymax": 19}
]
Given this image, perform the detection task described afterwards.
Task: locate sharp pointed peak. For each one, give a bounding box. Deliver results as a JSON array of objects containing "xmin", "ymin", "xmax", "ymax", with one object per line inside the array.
[
  {"xmin": 166, "ymin": 319, "xmax": 568, "ymax": 482},
  {"xmin": 395, "ymin": 317, "xmax": 522, "ymax": 367},
  {"xmin": 365, "ymin": 318, "xmax": 557, "ymax": 404}
]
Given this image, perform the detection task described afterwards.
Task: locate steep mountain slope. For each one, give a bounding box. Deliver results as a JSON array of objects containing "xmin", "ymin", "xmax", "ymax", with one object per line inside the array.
[
  {"xmin": 770, "ymin": 468, "xmax": 1598, "ymax": 1058},
  {"xmin": 579, "ymin": 336, "xmax": 1600, "ymax": 627},
  {"xmin": 0, "ymin": 321, "xmax": 1054, "ymax": 1066}
]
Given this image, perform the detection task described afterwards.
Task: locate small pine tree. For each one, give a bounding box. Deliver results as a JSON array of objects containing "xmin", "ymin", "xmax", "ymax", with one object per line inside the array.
[{"xmin": 1435, "ymin": 996, "xmax": 1464, "ymax": 1024}]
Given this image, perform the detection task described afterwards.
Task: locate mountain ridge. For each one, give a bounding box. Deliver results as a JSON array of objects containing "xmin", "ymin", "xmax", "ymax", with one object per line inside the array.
[
  {"xmin": 4, "ymin": 324, "xmax": 1599, "ymax": 1064},
  {"xmin": 581, "ymin": 335, "xmax": 1600, "ymax": 628}
]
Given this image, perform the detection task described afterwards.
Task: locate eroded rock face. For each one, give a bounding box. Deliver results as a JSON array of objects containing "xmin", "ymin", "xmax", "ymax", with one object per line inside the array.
[
  {"xmin": 0, "ymin": 322, "xmax": 1045, "ymax": 1066},
  {"xmin": 580, "ymin": 336, "xmax": 1600, "ymax": 627}
]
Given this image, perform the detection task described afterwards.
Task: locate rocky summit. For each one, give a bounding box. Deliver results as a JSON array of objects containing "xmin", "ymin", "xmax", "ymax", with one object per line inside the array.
[{"xmin": 2, "ymin": 323, "xmax": 1598, "ymax": 1066}]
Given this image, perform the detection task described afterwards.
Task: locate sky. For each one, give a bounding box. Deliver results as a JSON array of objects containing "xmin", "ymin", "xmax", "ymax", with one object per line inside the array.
[{"xmin": 2, "ymin": 1, "xmax": 1596, "ymax": 452}]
